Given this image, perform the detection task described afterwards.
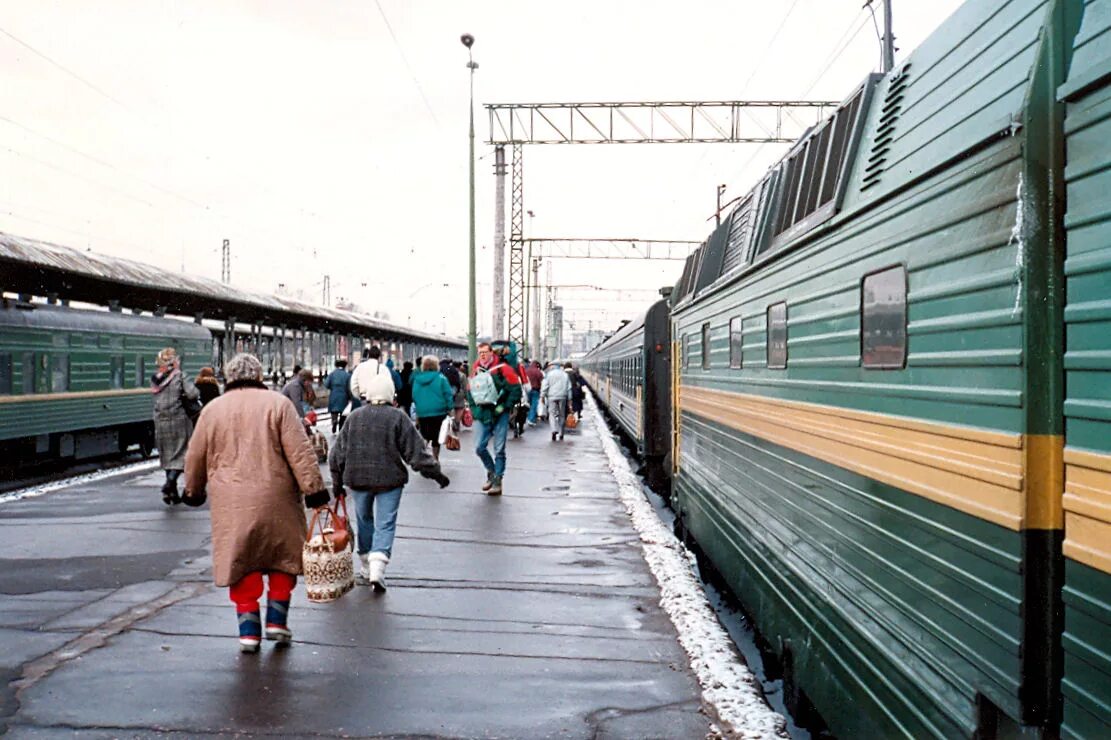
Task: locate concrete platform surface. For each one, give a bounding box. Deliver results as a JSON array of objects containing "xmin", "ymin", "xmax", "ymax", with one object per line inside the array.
[{"xmin": 0, "ymin": 409, "xmax": 711, "ymax": 738}]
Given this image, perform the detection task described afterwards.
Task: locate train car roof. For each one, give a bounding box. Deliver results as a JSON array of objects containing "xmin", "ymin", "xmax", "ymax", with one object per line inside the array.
[
  {"xmin": 0, "ymin": 231, "xmax": 465, "ymax": 349},
  {"xmin": 584, "ymin": 298, "xmax": 666, "ymax": 357},
  {"xmin": 0, "ymin": 301, "xmax": 213, "ymax": 340}
]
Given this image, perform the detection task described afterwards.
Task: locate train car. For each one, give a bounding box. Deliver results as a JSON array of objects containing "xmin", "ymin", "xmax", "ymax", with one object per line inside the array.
[
  {"xmin": 580, "ymin": 298, "xmax": 671, "ymax": 489},
  {"xmin": 665, "ymin": 0, "xmax": 1103, "ymax": 737},
  {"xmin": 1059, "ymin": 5, "xmax": 1111, "ymax": 735},
  {"xmin": 0, "ymin": 300, "xmax": 212, "ymax": 469}
]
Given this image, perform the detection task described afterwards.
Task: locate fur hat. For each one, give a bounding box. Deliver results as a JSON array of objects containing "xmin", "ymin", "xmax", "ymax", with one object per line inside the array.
[{"xmin": 364, "ymin": 367, "xmax": 396, "ymax": 404}]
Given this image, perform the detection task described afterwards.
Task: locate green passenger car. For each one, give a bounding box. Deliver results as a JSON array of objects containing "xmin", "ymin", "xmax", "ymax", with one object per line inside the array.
[
  {"xmin": 669, "ymin": 0, "xmax": 1106, "ymax": 736},
  {"xmin": 1060, "ymin": 1, "xmax": 1111, "ymax": 736},
  {"xmin": 0, "ymin": 301, "xmax": 212, "ymax": 468}
]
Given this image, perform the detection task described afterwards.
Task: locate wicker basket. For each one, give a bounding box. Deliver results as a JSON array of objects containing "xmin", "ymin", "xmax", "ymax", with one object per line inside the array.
[{"xmin": 302, "ymin": 506, "xmax": 354, "ymax": 603}]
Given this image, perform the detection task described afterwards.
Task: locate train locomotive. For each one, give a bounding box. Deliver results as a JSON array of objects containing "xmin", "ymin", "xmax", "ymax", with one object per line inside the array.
[
  {"xmin": 584, "ymin": 1, "xmax": 1109, "ymax": 736},
  {"xmin": 0, "ymin": 299, "xmax": 211, "ymax": 470}
]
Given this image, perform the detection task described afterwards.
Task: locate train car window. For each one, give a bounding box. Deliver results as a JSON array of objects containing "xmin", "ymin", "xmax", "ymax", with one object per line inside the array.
[
  {"xmin": 729, "ymin": 318, "xmax": 743, "ymax": 368},
  {"xmin": 110, "ymin": 356, "xmax": 125, "ymax": 389},
  {"xmin": 701, "ymin": 323, "xmax": 711, "ymax": 370},
  {"xmin": 767, "ymin": 303, "xmax": 788, "ymax": 369},
  {"xmin": 862, "ymin": 265, "xmax": 907, "ymax": 369},
  {"xmin": 135, "ymin": 355, "xmax": 146, "ymax": 387},
  {"xmin": 0, "ymin": 353, "xmax": 11, "ymax": 394},
  {"xmin": 21, "ymin": 352, "xmax": 33, "ymax": 394},
  {"xmin": 33, "ymin": 353, "xmax": 50, "ymax": 393},
  {"xmin": 52, "ymin": 354, "xmax": 70, "ymax": 392}
]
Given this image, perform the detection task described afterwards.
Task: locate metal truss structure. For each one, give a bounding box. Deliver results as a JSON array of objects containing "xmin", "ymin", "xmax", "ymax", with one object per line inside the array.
[
  {"xmin": 526, "ymin": 238, "xmax": 700, "ymax": 261},
  {"xmin": 487, "ymin": 100, "xmax": 836, "ymax": 145},
  {"xmin": 491, "ymin": 99, "xmax": 838, "ymax": 352}
]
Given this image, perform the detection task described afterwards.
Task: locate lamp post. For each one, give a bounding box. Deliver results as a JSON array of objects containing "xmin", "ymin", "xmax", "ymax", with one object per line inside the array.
[{"xmin": 462, "ymin": 33, "xmax": 478, "ymax": 365}]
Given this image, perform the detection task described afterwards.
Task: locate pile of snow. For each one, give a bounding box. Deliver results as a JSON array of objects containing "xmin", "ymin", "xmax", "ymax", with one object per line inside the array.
[
  {"xmin": 586, "ymin": 392, "xmax": 787, "ymax": 739},
  {"xmin": 0, "ymin": 460, "xmax": 160, "ymax": 505}
]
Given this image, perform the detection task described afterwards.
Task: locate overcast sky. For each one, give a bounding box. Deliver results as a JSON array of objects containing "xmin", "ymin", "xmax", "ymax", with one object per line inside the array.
[{"xmin": 0, "ymin": 0, "xmax": 963, "ymax": 338}]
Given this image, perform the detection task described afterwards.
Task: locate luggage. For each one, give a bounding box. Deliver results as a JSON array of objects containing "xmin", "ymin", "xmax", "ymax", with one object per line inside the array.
[
  {"xmin": 302, "ymin": 501, "xmax": 354, "ymax": 603},
  {"xmin": 469, "ymin": 367, "xmax": 500, "ymax": 405},
  {"xmin": 311, "ymin": 430, "xmax": 329, "ymax": 463},
  {"xmin": 439, "ymin": 416, "xmax": 460, "ymax": 451}
]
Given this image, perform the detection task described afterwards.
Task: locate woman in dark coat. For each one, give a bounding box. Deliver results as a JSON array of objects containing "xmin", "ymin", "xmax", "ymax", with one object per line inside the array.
[
  {"xmin": 566, "ymin": 362, "xmax": 585, "ymax": 417},
  {"xmin": 151, "ymin": 347, "xmax": 200, "ymax": 505},
  {"xmin": 195, "ymin": 366, "xmax": 221, "ymax": 407}
]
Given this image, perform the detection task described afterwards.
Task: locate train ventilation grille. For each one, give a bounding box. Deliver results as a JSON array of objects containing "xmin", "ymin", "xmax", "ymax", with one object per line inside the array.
[{"xmin": 861, "ymin": 63, "xmax": 910, "ymax": 192}]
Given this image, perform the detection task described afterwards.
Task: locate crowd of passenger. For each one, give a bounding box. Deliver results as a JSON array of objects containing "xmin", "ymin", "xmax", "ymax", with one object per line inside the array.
[{"xmin": 147, "ymin": 340, "xmax": 585, "ymax": 652}]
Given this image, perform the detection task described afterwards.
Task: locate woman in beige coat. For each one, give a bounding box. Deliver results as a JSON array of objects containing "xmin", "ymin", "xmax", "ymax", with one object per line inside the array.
[{"xmin": 183, "ymin": 353, "xmax": 329, "ymax": 653}]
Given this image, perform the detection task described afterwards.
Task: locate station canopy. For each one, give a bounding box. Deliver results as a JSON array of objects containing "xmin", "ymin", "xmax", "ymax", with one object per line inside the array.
[{"xmin": 0, "ymin": 231, "xmax": 464, "ymax": 349}]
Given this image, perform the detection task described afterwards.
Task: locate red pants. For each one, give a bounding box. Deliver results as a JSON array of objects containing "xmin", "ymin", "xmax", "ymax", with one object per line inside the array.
[{"xmin": 228, "ymin": 571, "xmax": 296, "ymax": 613}]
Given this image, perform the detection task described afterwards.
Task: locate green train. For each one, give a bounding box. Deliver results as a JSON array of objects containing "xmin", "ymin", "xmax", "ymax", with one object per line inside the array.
[
  {"xmin": 587, "ymin": 0, "xmax": 1110, "ymax": 736},
  {"xmin": 0, "ymin": 300, "xmax": 211, "ymax": 471}
]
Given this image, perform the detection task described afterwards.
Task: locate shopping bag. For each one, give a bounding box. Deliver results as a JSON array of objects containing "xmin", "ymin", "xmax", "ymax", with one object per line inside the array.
[
  {"xmin": 445, "ymin": 433, "xmax": 461, "ymax": 451},
  {"xmin": 537, "ymin": 398, "xmax": 547, "ymax": 419},
  {"xmin": 462, "ymin": 406, "xmax": 474, "ymax": 428},
  {"xmin": 438, "ymin": 416, "xmax": 453, "ymax": 445},
  {"xmin": 565, "ymin": 412, "xmax": 578, "ymax": 430},
  {"xmin": 302, "ymin": 502, "xmax": 354, "ymax": 603}
]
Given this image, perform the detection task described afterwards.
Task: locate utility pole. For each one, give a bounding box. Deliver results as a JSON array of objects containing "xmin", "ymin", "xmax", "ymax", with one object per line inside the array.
[
  {"xmin": 882, "ymin": 0, "xmax": 895, "ymax": 73},
  {"xmin": 461, "ymin": 33, "xmax": 478, "ymax": 365},
  {"xmin": 221, "ymin": 239, "xmax": 230, "ymax": 284},
  {"xmin": 716, "ymin": 184, "xmax": 727, "ymax": 226},
  {"xmin": 492, "ymin": 145, "xmax": 506, "ymax": 338},
  {"xmin": 530, "ymin": 256, "xmax": 541, "ymax": 360},
  {"xmin": 322, "ymin": 275, "xmax": 331, "ymax": 307}
]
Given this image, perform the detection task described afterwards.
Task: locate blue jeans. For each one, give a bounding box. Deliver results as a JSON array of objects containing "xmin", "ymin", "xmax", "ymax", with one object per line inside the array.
[
  {"xmin": 350, "ymin": 487, "xmax": 403, "ymax": 557},
  {"xmin": 475, "ymin": 412, "xmax": 510, "ymax": 478},
  {"xmin": 526, "ymin": 389, "xmax": 540, "ymax": 423}
]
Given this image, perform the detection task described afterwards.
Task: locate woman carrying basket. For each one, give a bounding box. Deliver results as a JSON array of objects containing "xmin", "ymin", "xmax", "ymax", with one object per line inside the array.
[{"xmin": 183, "ymin": 353, "xmax": 330, "ymax": 653}]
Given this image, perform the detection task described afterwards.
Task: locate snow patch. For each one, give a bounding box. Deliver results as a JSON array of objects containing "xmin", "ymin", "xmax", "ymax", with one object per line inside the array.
[
  {"xmin": 586, "ymin": 392, "xmax": 788, "ymax": 739},
  {"xmin": 1010, "ymin": 173, "xmax": 1025, "ymax": 318},
  {"xmin": 0, "ymin": 460, "xmax": 161, "ymax": 505}
]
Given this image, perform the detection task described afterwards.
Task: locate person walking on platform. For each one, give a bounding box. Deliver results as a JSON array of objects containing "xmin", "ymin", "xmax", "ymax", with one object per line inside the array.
[
  {"xmin": 540, "ymin": 361, "xmax": 572, "ymax": 441},
  {"xmin": 323, "ymin": 359, "xmax": 353, "ymax": 432},
  {"xmin": 398, "ymin": 360, "xmax": 415, "ymax": 417},
  {"xmin": 411, "ymin": 355, "xmax": 454, "ymax": 461},
  {"xmin": 565, "ymin": 362, "xmax": 585, "ymax": 420},
  {"xmin": 524, "ymin": 360, "xmax": 544, "ymax": 426},
  {"xmin": 468, "ymin": 341, "xmax": 522, "ymax": 495},
  {"xmin": 182, "ymin": 353, "xmax": 330, "ymax": 653},
  {"xmin": 329, "ymin": 365, "xmax": 449, "ymax": 591},
  {"xmin": 195, "ymin": 366, "xmax": 221, "ymax": 407},
  {"xmin": 441, "ymin": 357, "xmax": 465, "ymax": 429},
  {"xmin": 151, "ymin": 347, "xmax": 200, "ymax": 505},
  {"xmin": 386, "ymin": 358, "xmax": 404, "ymax": 396},
  {"xmin": 281, "ymin": 369, "xmax": 315, "ymax": 434},
  {"xmin": 349, "ymin": 345, "xmax": 391, "ymax": 403}
]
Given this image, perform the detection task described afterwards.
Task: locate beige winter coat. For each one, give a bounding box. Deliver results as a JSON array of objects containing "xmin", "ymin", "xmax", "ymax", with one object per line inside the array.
[{"xmin": 184, "ymin": 383, "xmax": 325, "ymax": 587}]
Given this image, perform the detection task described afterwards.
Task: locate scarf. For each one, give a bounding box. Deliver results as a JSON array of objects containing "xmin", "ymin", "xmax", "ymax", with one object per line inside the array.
[{"xmin": 151, "ymin": 366, "xmax": 180, "ymax": 394}]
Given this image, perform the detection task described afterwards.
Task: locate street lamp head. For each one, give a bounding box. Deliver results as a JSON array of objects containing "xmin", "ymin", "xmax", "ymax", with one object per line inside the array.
[{"xmin": 460, "ymin": 33, "xmax": 474, "ymax": 48}]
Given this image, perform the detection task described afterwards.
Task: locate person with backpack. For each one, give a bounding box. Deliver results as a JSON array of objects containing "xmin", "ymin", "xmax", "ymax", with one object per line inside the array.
[{"xmin": 467, "ymin": 340, "xmax": 523, "ymax": 495}]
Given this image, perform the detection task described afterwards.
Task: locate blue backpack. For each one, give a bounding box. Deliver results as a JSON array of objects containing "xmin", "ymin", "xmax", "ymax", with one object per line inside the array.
[{"xmin": 470, "ymin": 366, "xmax": 500, "ymax": 406}]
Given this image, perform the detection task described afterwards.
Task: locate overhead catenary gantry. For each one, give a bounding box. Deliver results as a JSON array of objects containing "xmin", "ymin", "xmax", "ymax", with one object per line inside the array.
[{"xmin": 485, "ymin": 99, "xmax": 838, "ymax": 354}]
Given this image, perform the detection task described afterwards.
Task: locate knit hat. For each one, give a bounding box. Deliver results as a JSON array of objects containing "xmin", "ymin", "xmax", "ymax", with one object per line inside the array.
[{"xmin": 364, "ymin": 367, "xmax": 396, "ymax": 404}]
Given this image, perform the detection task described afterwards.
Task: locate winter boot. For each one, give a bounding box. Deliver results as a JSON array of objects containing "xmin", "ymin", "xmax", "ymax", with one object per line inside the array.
[
  {"xmin": 481, "ymin": 472, "xmax": 495, "ymax": 492},
  {"xmin": 237, "ymin": 610, "xmax": 262, "ymax": 653},
  {"xmin": 368, "ymin": 552, "xmax": 390, "ymax": 592},
  {"xmin": 356, "ymin": 552, "xmax": 371, "ymax": 586},
  {"xmin": 487, "ymin": 476, "xmax": 503, "ymax": 496},
  {"xmin": 265, "ymin": 600, "xmax": 292, "ymax": 646},
  {"xmin": 161, "ymin": 476, "xmax": 180, "ymax": 505}
]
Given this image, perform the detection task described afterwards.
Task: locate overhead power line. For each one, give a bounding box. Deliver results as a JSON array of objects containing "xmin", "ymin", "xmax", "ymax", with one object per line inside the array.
[
  {"xmin": 373, "ymin": 0, "xmax": 441, "ymax": 129},
  {"xmin": 0, "ymin": 25, "xmax": 131, "ymax": 109}
]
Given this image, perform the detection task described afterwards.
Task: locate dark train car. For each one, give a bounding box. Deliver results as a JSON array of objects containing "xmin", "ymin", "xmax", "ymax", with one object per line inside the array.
[
  {"xmin": 580, "ymin": 298, "xmax": 671, "ymax": 489},
  {"xmin": 0, "ymin": 301, "xmax": 211, "ymax": 469},
  {"xmin": 664, "ymin": 0, "xmax": 1104, "ymax": 737}
]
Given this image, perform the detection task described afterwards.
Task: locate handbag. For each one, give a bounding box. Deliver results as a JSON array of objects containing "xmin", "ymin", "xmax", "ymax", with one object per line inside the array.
[
  {"xmin": 181, "ymin": 381, "xmax": 202, "ymax": 423},
  {"xmin": 462, "ymin": 406, "xmax": 474, "ymax": 428},
  {"xmin": 438, "ymin": 415, "xmax": 453, "ymax": 445},
  {"xmin": 302, "ymin": 502, "xmax": 354, "ymax": 603},
  {"xmin": 565, "ymin": 412, "xmax": 578, "ymax": 430}
]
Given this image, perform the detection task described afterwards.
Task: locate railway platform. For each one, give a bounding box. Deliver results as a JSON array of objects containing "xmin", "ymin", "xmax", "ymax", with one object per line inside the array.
[{"xmin": 0, "ymin": 407, "xmax": 754, "ymax": 738}]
